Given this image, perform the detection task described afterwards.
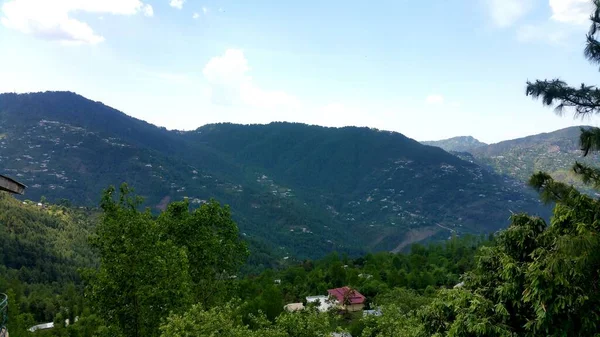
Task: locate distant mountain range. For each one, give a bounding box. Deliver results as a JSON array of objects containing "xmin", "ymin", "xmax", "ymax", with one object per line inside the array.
[
  {"xmin": 426, "ymin": 127, "xmax": 598, "ymax": 196},
  {"xmin": 423, "ymin": 136, "xmax": 487, "ymax": 152},
  {"xmin": 0, "ymin": 92, "xmax": 548, "ymax": 260}
]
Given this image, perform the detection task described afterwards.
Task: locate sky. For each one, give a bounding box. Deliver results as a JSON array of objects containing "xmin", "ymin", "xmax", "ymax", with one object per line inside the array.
[{"xmin": 0, "ymin": 0, "xmax": 599, "ymax": 143}]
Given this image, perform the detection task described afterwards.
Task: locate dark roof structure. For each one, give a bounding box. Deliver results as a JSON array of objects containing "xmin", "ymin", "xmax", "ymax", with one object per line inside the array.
[
  {"xmin": 328, "ymin": 287, "xmax": 366, "ymax": 305},
  {"xmin": 0, "ymin": 174, "xmax": 26, "ymax": 195}
]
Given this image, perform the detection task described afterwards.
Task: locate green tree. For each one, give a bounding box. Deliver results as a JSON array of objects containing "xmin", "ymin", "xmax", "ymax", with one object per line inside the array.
[
  {"xmin": 159, "ymin": 302, "xmax": 257, "ymax": 337},
  {"xmin": 360, "ymin": 304, "xmax": 420, "ymax": 337},
  {"xmin": 157, "ymin": 199, "xmax": 248, "ymax": 306},
  {"xmin": 159, "ymin": 303, "xmax": 333, "ymax": 337},
  {"xmin": 85, "ymin": 185, "xmax": 192, "ymax": 337},
  {"xmin": 273, "ymin": 309, "xmax": 333, "ymax": 337}
]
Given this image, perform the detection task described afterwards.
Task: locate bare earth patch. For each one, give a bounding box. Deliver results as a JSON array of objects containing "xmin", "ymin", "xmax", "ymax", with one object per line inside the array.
[{"xmin": 391, "ymin": 227, "xmax": 440, "ymax": 253}]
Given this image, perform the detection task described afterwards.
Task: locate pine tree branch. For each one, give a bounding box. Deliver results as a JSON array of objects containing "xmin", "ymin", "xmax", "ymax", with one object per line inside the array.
[
  {"xmin": 579, "ymin": 127, "xmax": 600, "ymax": 156},
  {"xmin": 526, "ymin": 80, "xmax": 600, "ymax": 116},
  {"xmin": 529, "ymin": 172, "xmax": 580, "ymax": 204},
  {"xmin": 573, "ymin": 162, "xmax": 600, "ymax": 190},
  {"xmin": 585, "ymin": 0, "xmax": 600, "ymax": 65}
]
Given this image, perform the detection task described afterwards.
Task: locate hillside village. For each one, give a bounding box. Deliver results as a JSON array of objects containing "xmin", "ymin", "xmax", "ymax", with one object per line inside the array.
[
  {"xmin": 284, "ymin": 286, "xmax": 368, "ymax": 314},
  {"xmin": 0, "ymin": 92, "xmax": 550, "ymax": 261}
]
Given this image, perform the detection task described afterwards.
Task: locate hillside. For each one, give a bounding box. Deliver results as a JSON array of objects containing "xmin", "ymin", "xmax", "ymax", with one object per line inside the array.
[
  {"xmin": 0, "ymin": 192, "xmax": 97, "ymax": 335},
  {"xmin": 0, "ymin": 91, "xmax": 548, "ymax": 259},
  {"xmin": 469, "ymin": 126, "xmax": 598, "ymax": 194},
  {"xmin": 422, "ymin": 136, "xmax": 487, "ymax": 152}
]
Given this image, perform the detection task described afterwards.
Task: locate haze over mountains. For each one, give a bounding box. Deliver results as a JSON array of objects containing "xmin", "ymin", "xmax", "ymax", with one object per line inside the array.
[{"xmin": 0, "ymin": 91, "xmax": 552, "ymax": 260}]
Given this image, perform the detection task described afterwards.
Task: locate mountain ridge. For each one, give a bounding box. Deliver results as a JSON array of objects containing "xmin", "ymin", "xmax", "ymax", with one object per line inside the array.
[
  {"xmin": 460, "ymin": 126, "xmax": 597, "ymax": 195},
  {"xmin": 0, "ymin": 91, "xmax": 548, "ymax": 260},
  {"xmin": 422, "ymin": 136, "xmax": 487, "ymax": 152}
]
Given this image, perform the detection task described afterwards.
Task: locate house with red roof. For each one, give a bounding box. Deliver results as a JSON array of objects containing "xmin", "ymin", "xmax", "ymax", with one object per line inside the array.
[{"xmin": 327, "ymin": 287, "xmax": 366, "ymax": 312}]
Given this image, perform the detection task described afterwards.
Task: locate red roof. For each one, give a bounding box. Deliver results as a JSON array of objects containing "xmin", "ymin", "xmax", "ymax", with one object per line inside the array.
[{"xmin": 327, "ymin": 287, "xmax": 365, "ymax": 305}]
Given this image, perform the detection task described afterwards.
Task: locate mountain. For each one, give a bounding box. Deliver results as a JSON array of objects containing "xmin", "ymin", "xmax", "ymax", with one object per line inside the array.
[
  {"xmin": 468, "ymin": 126, "xmax": 598, "ymax": 195},
  {"xmin": 0, "ymin": 91, "xmax": 548, "ymax": 259},
  {"xmin": 0, "ymin": 192, "xmax": 96, "ymax": 285},
  {"xmin": 422, "ymin": 136, "xmax": 487, "ymax": 152}
]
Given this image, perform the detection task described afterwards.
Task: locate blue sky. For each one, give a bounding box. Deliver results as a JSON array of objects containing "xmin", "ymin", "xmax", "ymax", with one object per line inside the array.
[{"xmin": 1, "ymin": 0, "xmax": 599, "ymax": 143}]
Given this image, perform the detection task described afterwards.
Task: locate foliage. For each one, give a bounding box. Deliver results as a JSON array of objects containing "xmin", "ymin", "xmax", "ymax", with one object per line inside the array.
[
  {"xmin": 0, "ymin": 192, "xmax": 97, "ymax": 335},
  {"xmin": 157, "ymin": 199, "xmax": 248, "ymax": 306},
  {"xmin": 85, "ymin": 184, "xmax": 193, "ymax": 337},
  {"xmin": 84, "ymin": 184, "xmax": 249, "ymax": 337},
  {"xmin": 360, "ymin": 304, "xmax": 420, "ymax": 337},
  {"xmin": 159, "ymin": 302, "xmax": 336, "ymax": 337},
  {"xmin": 407, "ymin": 4, "xmax": 600, "ymax": 336},
  {"xmin": 0, "ymin": 188, "xmax": 492, "ymax": 337},
  {"xmin": 234, "ymin": 235, "xmax": 484, "ymax": 325},
  {"xmin": 524, "ymin": 1, "xmax": 600, "ymax": 193}
]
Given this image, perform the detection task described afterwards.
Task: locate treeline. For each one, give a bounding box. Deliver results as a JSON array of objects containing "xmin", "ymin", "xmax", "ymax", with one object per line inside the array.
[
  {"xmin": 0, "ymin": 184, "xmax": 488, "ymax": 336},
  {"xmin": 3, "ymin": 173, "xmax": 600, "ymax": 336},
  {"xmin": 235, "ymin": 234, "xmax": 485, "ymax": 323}
]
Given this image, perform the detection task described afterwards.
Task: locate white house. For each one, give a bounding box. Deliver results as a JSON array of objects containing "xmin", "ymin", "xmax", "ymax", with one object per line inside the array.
[
  {"xmin": 28, "ymin": 322, "xmax": 54, "ymax": 332},
  {"xmin": 283, "ymin": 303, "xmax": 305, "ymax": 312},
  {"xmin": 306, "ymin": 295, "xmax": 334, "ymax": 312}
]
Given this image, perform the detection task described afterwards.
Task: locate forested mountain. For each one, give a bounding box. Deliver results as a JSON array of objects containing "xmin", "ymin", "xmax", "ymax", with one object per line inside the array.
[
  {"xmin": 0, "ymin": 192, "xmax": 97, "ymax": 335},
  {"xmin": 0, "ymin": 91, "xmax": 547, "ymax": 260},
  {"xmin": 462, "ymin": 126, "xmax": 598, "ymax": 194},
  {"xmin": 422, "ymin": 136, "xmax": 487, "ymax": 152}
]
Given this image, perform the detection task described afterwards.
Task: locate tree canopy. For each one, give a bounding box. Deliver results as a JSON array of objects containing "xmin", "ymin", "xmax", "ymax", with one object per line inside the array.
[{"xmin": 84, "ymin": 184, "xmax": 248, "ymax": 337}]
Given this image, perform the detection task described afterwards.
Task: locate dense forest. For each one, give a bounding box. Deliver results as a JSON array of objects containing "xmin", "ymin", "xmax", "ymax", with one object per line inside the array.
[
  {"xmin": 0, "ymin": 185, "xmax": 487, "ymax": 336},
  {"xmin": 2, "ymin": 170, "xmax": 599, "ymax": 336},
  {"xmin": 0, "ymin": 192, "xmax": 96, "ymax": 336},
  {"xmin": 0, "ymin": 88, "xmax": 547, "ymax": 261}
]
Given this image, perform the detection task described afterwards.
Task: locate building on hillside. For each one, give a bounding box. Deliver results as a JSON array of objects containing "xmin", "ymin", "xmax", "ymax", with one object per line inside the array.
[
  {"xmin": 327, "ymin": 287, "xmax": 366, "ymax": 312},
  {"xmin": 331, "ymin": 333, "xmax": 352, "ymax": 337},
  {"xmin": 0, "ymin": 174, "xmax": 25, "ymax": 195},
  {"xmin": 453, "ymin": 281, "xmax": 465, "ymax": 289},
  {"xmin": 28, "ymin": 322, "xmax": 54, "ymax": 332},
  {"xmin": 363, "ymin": 308, "xmax": 382, "ymax": 317},
  {"xmin": 283, "ymin": 303, "xmax": 305, "ymax": 312},
  {"xmin": 306, "ymin": 295, "xmax": 334, "ymax": 312}
]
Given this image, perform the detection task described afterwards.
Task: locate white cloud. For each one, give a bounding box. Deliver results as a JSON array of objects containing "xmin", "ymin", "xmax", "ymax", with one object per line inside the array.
[
  {"xmin": 143, "ymin": 4, "xmax": 153, "ymax": 17},
  {"xmin": 202, "ymin": 49, "xmax": 299, "ymax": 109},
  {"xmin": 485, "ymin": 0, "xmax": 534, "ymax": 27},
  {"xmin": 169, "ymin": 0, "xmax": 185, "ymax": 10},
  {"xmin": 202, "ymin": 7, "xmax": 208, "ymax": 14},
  {"xmin": 193, "ymin": 12, "xmax": 200, "ymax": 19},
  {"xmin": 550, "ymin": 0, "xmax": 593, "ymax": 25},
  {"xmin": 425, "ymin": 95, "xmax": 445, "ymax": 105},
  {"xmin": 1, "ymin": 0, "xmax": 152, "ymax": 44}
]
